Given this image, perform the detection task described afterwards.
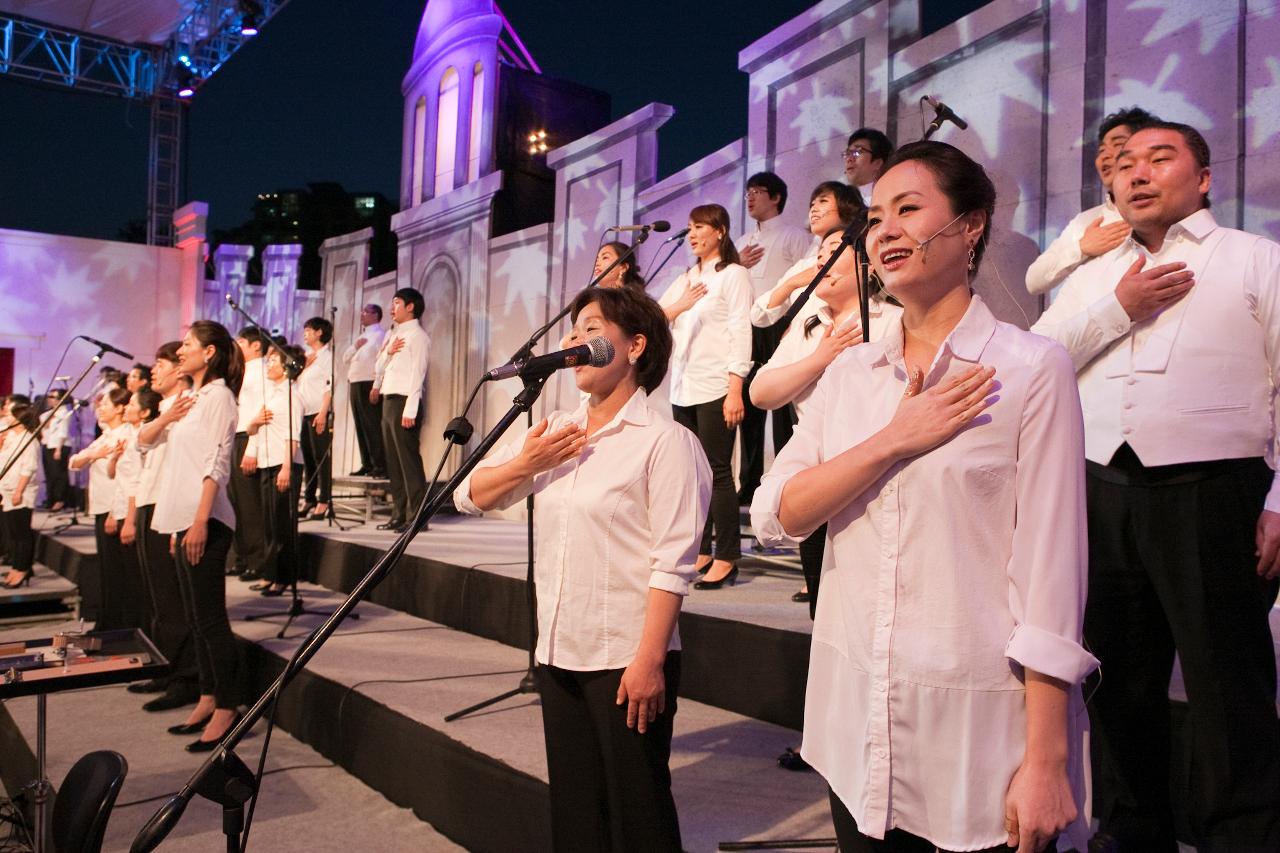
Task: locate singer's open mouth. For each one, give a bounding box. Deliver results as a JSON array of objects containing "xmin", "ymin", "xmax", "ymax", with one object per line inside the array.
[{"xmin": 880, "ymin": 248, "xmax": 912, "ymax": 270}]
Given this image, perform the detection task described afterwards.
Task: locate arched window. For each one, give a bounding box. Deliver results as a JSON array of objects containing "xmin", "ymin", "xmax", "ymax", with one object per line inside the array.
[
  {"xmin": 412, "ymin": 95, "xmax": 427, "ymax": 205},
  {"xmin": 434, "ymin": 67, "xmax": 460, "ymax": 196},
  {"xmin": 467, "ymin": 62, "xmax": 485, "ymax": 183}
]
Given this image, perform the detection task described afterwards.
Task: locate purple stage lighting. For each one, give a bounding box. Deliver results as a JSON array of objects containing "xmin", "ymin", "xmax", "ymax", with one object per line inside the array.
[{"xmin": 177, "ymin": 86, "xmax": 195, "ymax": 98}]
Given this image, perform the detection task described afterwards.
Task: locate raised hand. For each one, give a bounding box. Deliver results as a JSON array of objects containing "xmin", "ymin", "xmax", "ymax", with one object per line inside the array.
[
  {"xmin": 887, "ymin": 365, "xmax": 996, "ymax": 459},
  {"xmin": 516, "ymin": 419, "xmax": 586, "ymax": 476},
  {"xmin": 1078, "ymin": 216, "xmax": 1130, "ymax": 258},
  {"xmin": 1114, "ymin": 256, "xmax": 1195, "ymax": 323}
]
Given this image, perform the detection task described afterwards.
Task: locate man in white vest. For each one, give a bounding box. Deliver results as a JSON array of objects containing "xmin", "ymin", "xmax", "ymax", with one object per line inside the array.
[{"xmin": 1032, "ymin": 121, "xmax": 1280, "ymax": 852}]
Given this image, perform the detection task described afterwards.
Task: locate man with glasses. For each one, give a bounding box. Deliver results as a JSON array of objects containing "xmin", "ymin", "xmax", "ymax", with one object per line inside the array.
[
  {"xmin": 736, "ymin": 172, "xmax": 810, "ymax": 506},
  {"xmin": 842, "ymin": 128, "xmax": 893, "ymax": 205}
]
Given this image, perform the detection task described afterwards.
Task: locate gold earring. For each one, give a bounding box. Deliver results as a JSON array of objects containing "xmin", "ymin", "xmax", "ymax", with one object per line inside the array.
[{"xmin": 967, "ymin": 246, "xmax": 976, "ymax": 271}]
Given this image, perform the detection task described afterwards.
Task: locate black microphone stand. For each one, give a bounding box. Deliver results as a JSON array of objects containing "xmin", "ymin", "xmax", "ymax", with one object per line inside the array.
[
  {"xmin": 442, "ymin": 229, "xmax": 652, "ymax": 722},
  {"xmin": 222, "ymin": 297, "xmax": 354, "ymax": 639},
  {"xmin": 48, "ymin": 398, "xmax": 92, "ymax": 534},
  {"xmin": 129, "ymin": 370, "xmax": 555, "ymax": 853}
]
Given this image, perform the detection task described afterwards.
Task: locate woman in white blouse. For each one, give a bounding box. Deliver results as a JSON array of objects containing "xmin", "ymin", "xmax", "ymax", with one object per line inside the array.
[
  {"xmin": 103, "ymin": 387, "xmax": 159, "ymax": 632},
  {"xmin": 246, "ymin": 344, "xmax": 303, "ymax": 597},
  {"xmin": 458, "ymin": 286, "xmax": 711, "ymax": 852},
  {"xmin": 1, "ymin": 404, "xmax": 41, "ymax": 588},
  {"xmin": 141, "ymin": 320, "xmax": 243, "ymax": 753},
  {"xmin": 69, "ymin": 387, "xmax": 131, "ymax": 628},
  {"xmin": 750, "ymin": 227, "xmax": 902, "ymax": 616},
  {"xmin": 39, "ymin": 392, "xmax": 72, "ymax": 511},
  {"xmin": 752, "ymin": 142, "xmax": 1097, "ymax": 853},
  {"xmin": 658, "ymin": 203, "xmax": 753, "ymax": 589}
]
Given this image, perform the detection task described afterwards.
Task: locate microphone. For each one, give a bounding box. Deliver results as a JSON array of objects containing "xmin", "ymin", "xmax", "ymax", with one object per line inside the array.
[
  {"xmin": 485, "ymin": 337, "xmax": 615, "ymax": 381},
  {"xmin": 610, "ymin": 220, "xmax": 671, "ymax": 234},
  {"xmin": 925, "ymin": 95, "xmax": 968, "ymax": 131},
  {"xmin": 662, "ymin": 227, "xmax": 690, "ymax": 242},
  {"xmin": 80, "ymin": 336, "xmax": 134, "ymax": 360}
]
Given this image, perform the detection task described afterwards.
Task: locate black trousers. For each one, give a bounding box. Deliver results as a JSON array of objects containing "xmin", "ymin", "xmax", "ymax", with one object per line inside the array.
[
  {"xmin": 174, "ymin": 519, "xmax": 239, "ymax": 709},
  {"xmin": 1085, "ymin": 449, "xmax": 1280, "ymax": 851},
  {"xmin": 538, "ymin": 654, "xmax": 682, "ymax": 853},
  {"xmin": 380, "ymin": 394, "xmax": 426, "ymax": 522},
  {"xmin": 349, "ymin": 380, "xmax": 385, "ymax": 473},
  {"xmin": 135, "ymin": 504, "xmax": 197, "ymax": 688},
  {"xmin": 300, "ymin": 417, "xmax": 332, "ymax": 504},
  {"xmin": 738, "ymin": 322, "xmax": 795, "ymax": 501},
  {"xmin": 799, "ymin": 523, "xmax": 827, "ymax": 621},
  {"xmin": 41, "ymin": 445, "xmax": 69, "ymax": 506},
  {"xmin": 672, "ymin": 398, "xmax": 740, "ymax": 560},
  {"xmin": 94, "ymin": 512, "xmax": 122, "ymax": 629},
  {"xmin": 3, "ymin": 508, "xmax": 33, "ymax": 573},
  {"xmin": 827, "ymin": 788, "xmax": 1044, "ymax": 853},
  {"xmin": 259, "ymin": 463, "xmax": 301, "ymax": 586},
  {"xmin": 228, "ymin": 433, "xmax": 267, "ymax": 573}
]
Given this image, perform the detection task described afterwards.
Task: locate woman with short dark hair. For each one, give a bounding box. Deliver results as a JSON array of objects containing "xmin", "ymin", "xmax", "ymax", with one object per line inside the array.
[
  {"xmin": 458, "ymin": 286, "xmax": 709, "ymax": 852},
  {"xmin": 593, "ymin": 241, "xmax": 647, "ymax": 291},
  {"xmin": 298, "ymin": 316, "xmax": 334, "ymax": 520},
  {"xmin": 658, "ymin": 203, "xmax": 753, "ymax": 589},
  {"xmin": 754, "ymin": 141, "xmax": 1096, "ymax": 852}
]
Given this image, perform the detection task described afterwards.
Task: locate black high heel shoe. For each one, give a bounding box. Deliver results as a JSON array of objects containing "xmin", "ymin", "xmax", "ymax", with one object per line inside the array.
[
  {"xmin": 694, "ymin": 559, "xmax": 713, "ymax": 575},
  {"xmin": 2, "ymin": 570, "xmax": 32, "ymax": 589},
  {"xmin": 168, "ymin": 714, "xmax": 213, "ymax": 735},
  {"xmin": 693, "ymin": 564, "xmax": 738, "ymax": 590},
  {"xmin": 260, "ymin": 585, "xmax": 287, "ymax": 597}
]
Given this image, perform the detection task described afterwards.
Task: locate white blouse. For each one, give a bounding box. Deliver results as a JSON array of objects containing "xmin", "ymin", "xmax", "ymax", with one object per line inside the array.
[
  {"xmin": 248, "ymin": 377, "xmax": 301, "ymax": 469},
  {"xmin": 150, "ymin": 379, "xmax": 238, "ymax": 535},
  {"xmin": 110, "ymin": 423, "xmax": 141, "ymax": 520},
  {"xmin": 82, "ymin": 423, "xmax": 128, "ymax": 517},
  {"xmin": 136, "ymin": 395, "xmax": 174, "ymax": 509},
  {"xmin": 756, "ymin": 297, "xmax": 902, "ymax": 421},
  {"xmin": 0, "ymin": 431, "xmax": 40, "ymax": 512},
  {"xmin": 751, "ymin": 295, "xmax": 1097, "ymax": 851},
  {"xmin": 295, "ymin": 344, "xmax": 332, "ymax": 416},
  {"xmin": 657, "ymin": 259, "xmax": 754, "ymax": 407},
  {"xmin": 40, "ymin": 406, "xmax": 71, "ymax": 449},
  {"xmin": 456, "ymin": 389, "xmax": 712, "ymax": 671}
]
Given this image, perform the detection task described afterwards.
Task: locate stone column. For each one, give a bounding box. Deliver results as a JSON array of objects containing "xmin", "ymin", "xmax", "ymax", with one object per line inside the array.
[
  {"xmin": 262, "ymin": 244, "xmax": 304, "ymax": 340},
  {"xmin": 172, "ymin": 201, "xmax": 208, "ymax": 332},
  {"xmin": 212, "ymin": 244, "xmax": 255, "ymax": 330}
]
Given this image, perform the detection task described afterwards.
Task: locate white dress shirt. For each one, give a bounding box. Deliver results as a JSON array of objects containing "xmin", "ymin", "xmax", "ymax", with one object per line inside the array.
[
  {"xmin": 756, "ymin": 297, "xmax": 902, "ymax": 421},
  {"xmin": 736, "ymin": 216, "xmax": 814, "ymax": 300},
  {"xmin": 752, "ymin": 295, "xmax": 1097, "ymax": 851},
  {"xmin": 750, "ymin": 245, "xmax": 821, "ymax": 328},
  {"xmin": 110, "ymin": 424, "xmax": 141, "ymax": 520},
  {"xmin": 657, "ymin": 259, "xmax": 754, "ymax": 407},
  {"xmin": 856, "ymin": 180, "xmax": 875, "ymax": 207},
  {"xmin": 0, "ymin": 431, "xmax": 39, "ymax": 512},
  {"xmin": 252, "ymin": 377, "xmax": 301, "ymax": 469},
  {"xmin": 236, "ymin": 359, "xmax": 265, "ymax": 433},
  {"xmin": 456, "ymin": 389, "xmax": 712, "ymax": 671},
  {"xmin": 40, "ymin": 406, "xmax": 70, "ymax": 449},
  {"xmin": 342, "ymin": 322, "xmax": 386, "ymax": 384},
  {"xmin": 1030, "ymin": 209, "xmax": 1280, "ymax": 509},
  {"xmin": 374, "ymin": 319, "xmax": 431, "ymax": 420},
  {"xmin": 136, "ymin": 396, "xmax": 174, "ymax": 509},
  {"xmin": 1025, "ymin": 195, "xmax": 1121, "ymax": 295},
  {"xmin": 295, "ymin": 344, "xmax": 332, "ymax": 416},
  {"xmin": 150, "ymin": 380, "xmax": 238, "ymax": 535},
  {"xmin": 82, "ymin": 423, "xmax": 127, "ymax": 517}
]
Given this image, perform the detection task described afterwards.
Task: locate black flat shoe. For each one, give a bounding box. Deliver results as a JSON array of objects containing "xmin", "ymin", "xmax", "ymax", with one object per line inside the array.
[
  {"xmin": 143, "ymin": 689, "xmax": 199, "ymax": 713},
  {"xmin": 351, "ymin": 467, "xmax": 369, "ymax": 477},
  {"xmin": 168, "ymin": 714, "xmax": 212, "ymax": 735},
  {"xmin": 693, "ymin": 565, "xmax": 738, "ymax": 590},
  {"xmin": 127, "ymin": 678, "xmax": 170, "ymax": 695},
  {"xmin": 791, "ymin": 589, "xmax": 811, "ymax": 603},
  {"xmin": 376, "ymin": 518, "xmax": 404, "ymax": 530},
  {"xmin": 186, "ymin": 712, "xmax": 243, "ymax": 752}
]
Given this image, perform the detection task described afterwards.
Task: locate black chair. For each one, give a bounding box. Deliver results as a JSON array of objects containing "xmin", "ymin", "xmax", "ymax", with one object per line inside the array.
[{"xmin": 51, "ymin": 750, "xmax": 128, "ymax": 853}]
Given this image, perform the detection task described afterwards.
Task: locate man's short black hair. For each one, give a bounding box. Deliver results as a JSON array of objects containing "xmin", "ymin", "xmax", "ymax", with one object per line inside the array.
[
  {"xmin": 364, "ymin": 303, "xmax": 383, "ymax": 321},
  {"xmin": 394, "ymin": 287, "xmax": 425, "ymax": 320},
  {"xmin": 746, "ymin": 171, "xmax": 789, "ymax": 213},
  {"xmin": 1125, "ymin": 121, "xmax": 1212, "ymax": 209},
  {"xmin": 848, "ymin": 128, "xmax": 894, "ymax": 163},
  {"xmin": 304, "ymin": 316, "xmax": 333, "ymax": 344},
  {"xmin": 1098, "ymin": 106, "xmax": 1158, "ymax": 143}
]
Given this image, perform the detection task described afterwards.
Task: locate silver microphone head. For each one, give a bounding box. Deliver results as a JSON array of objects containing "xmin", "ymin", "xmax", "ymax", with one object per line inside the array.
[{"xmin": 585, "ymin": 336, "xmax": 615, "ymax": 368}]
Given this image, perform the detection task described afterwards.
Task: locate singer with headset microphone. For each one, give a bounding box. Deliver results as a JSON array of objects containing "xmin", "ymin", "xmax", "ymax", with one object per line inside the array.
[{"xmin": 458, "ymin": 286, "xmax": 711, "ymax": 853}]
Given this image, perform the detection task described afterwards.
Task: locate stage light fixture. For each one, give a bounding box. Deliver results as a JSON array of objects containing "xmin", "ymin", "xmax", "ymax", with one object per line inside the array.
[
  {"xmin": 173, "ymin": 64, "xmax": 198, "ymax": 98},
  {"xmin": 238, "ymin": 1, "xmax": 263, "ymax": 36}
]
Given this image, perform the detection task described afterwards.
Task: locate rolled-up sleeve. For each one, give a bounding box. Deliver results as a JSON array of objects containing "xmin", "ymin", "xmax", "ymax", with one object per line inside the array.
[
  {"xmin": 723, "ymin": 266, "xmax": 754, "ymax": 377},
  {"xmin": 750, "ymin": 373, "xmax": 828, "ymax": 544},
  {"xmin": 1004, "ymin": 343, "xmax": 1099, "ymax": 684},
  {"xmin": 644, "ymin": 425, "xmax": 712, "ymax": 595},
  {"xmin": 201, "ymin": 390, "xmax": 238, "ymax": 488}
]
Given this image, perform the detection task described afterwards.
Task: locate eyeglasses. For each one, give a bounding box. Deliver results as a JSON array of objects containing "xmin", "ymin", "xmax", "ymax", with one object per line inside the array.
[
  {"xmin": 744, "ymin": 188, "xmax": 769, "ymax": 199},
  {"xmin": 843, "ymin": 146, "xmax": 873, "ymax": 160}
]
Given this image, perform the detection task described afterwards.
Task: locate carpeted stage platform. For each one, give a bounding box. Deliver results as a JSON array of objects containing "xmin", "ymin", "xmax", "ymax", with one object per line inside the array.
[{"xmin": 1, "ymin": 513, "xmax": 834, "ymax": 852}]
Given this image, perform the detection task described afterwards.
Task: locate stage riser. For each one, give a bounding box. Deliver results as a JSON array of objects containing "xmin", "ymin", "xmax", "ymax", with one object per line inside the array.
[
  {"xmin": 34, "ymin": 533, "xmax": 99, "ymax": 621},
  {"xmin": 298, "ymin": 532, "xmax": 811, "ymax": 730},
  {"xmin": 241, "ymin": 641, "xmax": 552, "ymax": 853}
]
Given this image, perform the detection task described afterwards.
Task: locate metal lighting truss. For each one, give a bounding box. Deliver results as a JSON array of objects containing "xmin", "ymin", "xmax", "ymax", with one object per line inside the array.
[{"xmin": 0, "ymin": 14, "xmax": 160, "ymax": 98}]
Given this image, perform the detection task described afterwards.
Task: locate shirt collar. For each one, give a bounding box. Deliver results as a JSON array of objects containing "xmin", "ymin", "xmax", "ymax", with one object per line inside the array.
[
  {"xmin": 754, "ymin": 215, "xmax": 784, "ymax": 235},
  {"xmin": 875, "ymin": 292, "xmax": 997, "ymax": 368},
  {"xmin": 570, "ymin": 386, "xmax": 653, "ymax": 435},
  {"xmin": 1129, "ymin": 208, "xmax": 1218, "ymax": 254},
  {"xmin": 198, "ymin": 377, "xmax": 227, "ymax": 396}
]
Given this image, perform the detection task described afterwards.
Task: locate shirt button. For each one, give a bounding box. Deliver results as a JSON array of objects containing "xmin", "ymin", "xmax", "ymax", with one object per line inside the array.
[
  {"xmin": 1122, "ymin": 426, "xmax": 1133, "ymax": 435},
  {"xmin": 1127, "ymin": 377, "xmax": 1137, "ymax": 385},
  {"xmin": 879, "ymin": 614, "xmax": 891, "ymax": 627},
  {"xmin": 1114, "ymin": 324, "xmax": 1126, "ymax": 334},
  {"xmin": 1123, "ymin": 401, "xmax": 1133, "ymax": 410},
  {"xmin": 875, "ymin": 681, "xmax": 887, "ymax": 693},
  {"xmin": 876, "ymin": 748, "xmax": 888, "ymax": 759}
]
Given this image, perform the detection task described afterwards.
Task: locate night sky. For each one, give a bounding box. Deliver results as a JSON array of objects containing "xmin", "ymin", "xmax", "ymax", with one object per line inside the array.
[{"xmin": 0, "ymin": 0, "xmax": 981, "ymax": 241}]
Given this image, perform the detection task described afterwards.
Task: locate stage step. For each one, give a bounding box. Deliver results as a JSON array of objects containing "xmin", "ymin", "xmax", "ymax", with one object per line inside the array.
[
  {"xmin": 226, "ymin": 582, "xmax": 833, "ymax": 853},
  {"xmin": 0, "ymin": 564, "xmax": 79, "ymax": 627}
]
